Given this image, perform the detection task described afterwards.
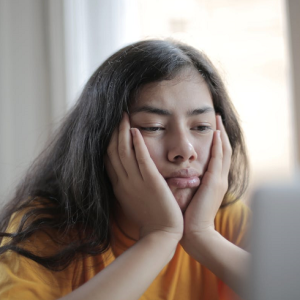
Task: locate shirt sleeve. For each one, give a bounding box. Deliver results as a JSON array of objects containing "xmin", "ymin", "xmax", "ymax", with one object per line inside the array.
[
  {"xmin": 0, "ymin": 251, "xmax": 76, "ymax": 300},
  {"xmin": 215, "ymin": 200, "xmax": 252, "ymax": 300},
  {"xmin": 215, "ymin": 200, "xmax": 252, "ymax": 250},
  {"xmin": 0, "ymin": 212, "xmax": 75, "ymax": 300}
]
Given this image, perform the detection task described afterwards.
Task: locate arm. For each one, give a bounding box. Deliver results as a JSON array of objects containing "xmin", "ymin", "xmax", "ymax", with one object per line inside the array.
[
  {"xmin": 0, "ymin": 229, "xmax": 178, "ymax": 300},
  {"xmin": 60, "ymin": 231, "xmax": 179, "ymax": 300},
  {"xmin": 181, "ymin": 115, "xmax": 250, "ymax": 298},
  {"xmin": 181, "ymin": 228, "xmax": 250, "ymax": 297},
  {"xmin": 60, "ymin": 113, "xmax": 183, "ymax": 300}
]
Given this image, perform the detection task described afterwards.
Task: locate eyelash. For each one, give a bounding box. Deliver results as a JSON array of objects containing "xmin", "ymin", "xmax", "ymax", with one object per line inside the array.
[
  {"xmin": 140, "ymin": 126, "xmax": 212, "ymax": 132},
  {"xmin": 193, "ymin": 125, "xmax": 212, "ymax": 132},
  {"xmin": 140, "ymin": 127, "xmax": 164, "ymax": 132}
]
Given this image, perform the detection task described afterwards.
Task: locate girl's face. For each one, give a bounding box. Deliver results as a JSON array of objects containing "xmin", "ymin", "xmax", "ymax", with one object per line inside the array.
[{"xmin": 130, "ymin": 68, "xmax": 216, "ymax": 212}]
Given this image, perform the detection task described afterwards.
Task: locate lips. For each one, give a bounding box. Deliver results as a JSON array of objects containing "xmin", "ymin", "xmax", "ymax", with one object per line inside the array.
[{"xmin": 165, "ymin": 169, "xmax": 201, "ymax": 189}]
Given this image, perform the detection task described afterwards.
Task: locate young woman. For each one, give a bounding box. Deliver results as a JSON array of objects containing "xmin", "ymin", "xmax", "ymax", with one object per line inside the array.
[{"xmin": 0, "ymin": 39, "xmax": 250, "ymax": 300}]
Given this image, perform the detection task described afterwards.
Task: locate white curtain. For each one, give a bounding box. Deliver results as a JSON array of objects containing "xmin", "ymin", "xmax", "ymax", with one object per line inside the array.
[
  {"xmin": 285, "ymin": 0, "xmax": 300, "ymax": 172},
  {"xmin": 64, "ymin": 0, "xmax": 140, "ymax": 107},
  {"xmin": 0, "ymin": 0, "xmax": 139, "ymax": 205}
]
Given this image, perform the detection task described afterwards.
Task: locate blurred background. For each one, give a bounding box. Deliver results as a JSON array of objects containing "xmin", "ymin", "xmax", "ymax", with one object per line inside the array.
[{"xmin": 0, "ymin": 0, "xmax": 299, "ymax": 206}]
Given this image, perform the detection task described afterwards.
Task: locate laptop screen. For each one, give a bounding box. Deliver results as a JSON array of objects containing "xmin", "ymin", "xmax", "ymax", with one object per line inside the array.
[{"xmin": 247, "ymin": 181, "xmax": 300, "ymax": 300}]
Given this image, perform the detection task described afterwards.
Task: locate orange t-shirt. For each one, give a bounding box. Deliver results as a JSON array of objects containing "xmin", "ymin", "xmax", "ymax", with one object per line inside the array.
[{"xmin": 0, "ymin": 200, "xmax": 251, "ymax": 300}]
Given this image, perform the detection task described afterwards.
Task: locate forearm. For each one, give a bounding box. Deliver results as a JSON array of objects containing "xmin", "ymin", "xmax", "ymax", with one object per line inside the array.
[
  {"xmin": 60, "ymin": 231, "xmax": 179, "ymax": 300},
  {"xmin": 182, "ymin": 229, "xmax": 250, "ymax": 297}
]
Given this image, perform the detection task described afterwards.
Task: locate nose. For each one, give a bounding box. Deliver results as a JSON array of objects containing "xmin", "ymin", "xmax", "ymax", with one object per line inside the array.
[{"xmin": 167, "ymin": 133, "xmax": 197, "ymax": 163}]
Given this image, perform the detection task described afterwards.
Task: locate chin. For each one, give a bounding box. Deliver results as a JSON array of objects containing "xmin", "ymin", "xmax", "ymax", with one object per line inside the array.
[{"xmin": 170, "ymin": 187, "xmax": 197, "ymax": 212}]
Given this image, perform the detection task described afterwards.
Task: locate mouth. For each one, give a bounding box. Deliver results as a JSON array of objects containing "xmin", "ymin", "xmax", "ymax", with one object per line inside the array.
[{"xmin": 165, "ymin": 168, "xmax": 201, "ymax": 189}]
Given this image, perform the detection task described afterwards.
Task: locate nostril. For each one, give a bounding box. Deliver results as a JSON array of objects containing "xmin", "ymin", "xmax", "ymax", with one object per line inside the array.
[
  {"xmin": 174, "ymin": 155, "xmax": 184, "ymax": 160},
  {"xmin": 167, "ymin": 139, "xmax": 198, "ymax": 162}
]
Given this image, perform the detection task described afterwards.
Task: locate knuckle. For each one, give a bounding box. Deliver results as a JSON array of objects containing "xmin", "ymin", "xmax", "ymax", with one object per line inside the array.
[
  {"xmin": 107, "ymin": 146, "xmax": 116, "ymax": 158},
  {"xmin": 137, "ymin": 155, "xmax": 148, "ymax": 165},
  {"xmin": 221, "ymin": 181, "xmax": 228, "ymax": 191},
  {"xmin": 214, "ymin": 179, "xmax": 221, "ymax": 189},
  {"xmin": 119, "ymin": 122, "xmax": 127, "ymax": 133},
  {"xmin": 206, "ymin": 173, "xmax": 217, "ymax": 186},
  {"xmin": 219, "ymin": 151, "xmax": 224, "ymax": 160},
  {"xmin": 118, "ymin": 145, "xmax": 127, "ymax": 159}
]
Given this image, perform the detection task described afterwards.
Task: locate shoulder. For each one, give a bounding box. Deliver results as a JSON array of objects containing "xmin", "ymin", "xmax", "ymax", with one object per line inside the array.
[
  {"xmin": 1, "ymin": 203, "xmax": 62, "ymax": 257},
  {"xmin": 215, "ymin": 200, "xmax": 252, "ymax": 250},
  {"xmin": 0, "ymin": 205, "xmax": 111, "ymax": 299},
  {"xmin": 0, "ymin": 249, "xmax": 76, "ymax": 299}
]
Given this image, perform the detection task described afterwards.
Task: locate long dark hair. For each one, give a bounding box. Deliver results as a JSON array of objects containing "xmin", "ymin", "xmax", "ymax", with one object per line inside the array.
[{"xmin": 0, "ymin": 39, "xmax": 249, "ymax": 271}]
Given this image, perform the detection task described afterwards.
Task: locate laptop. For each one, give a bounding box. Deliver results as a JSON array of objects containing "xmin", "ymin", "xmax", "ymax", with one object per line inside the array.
[{"xmin": 247, "ymin": 178, "xmax": 300, "ymax": 300}]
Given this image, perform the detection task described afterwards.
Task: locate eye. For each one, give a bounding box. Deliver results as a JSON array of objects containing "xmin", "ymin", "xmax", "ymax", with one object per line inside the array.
[
  {"xmin": 192, "ymin": 125, "xmax": 212, "ymax": 132},
  {"xmin": 140, "ymin": 127, "xmax": 164, "ymax": 132}
]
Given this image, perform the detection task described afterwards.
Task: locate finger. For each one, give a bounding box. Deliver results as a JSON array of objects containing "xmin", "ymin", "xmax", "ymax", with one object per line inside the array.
[
  {"xmin": 118, "ymin": 113, "xmax": 141, "ymax": 178},
  {"xmin": 216, "ymin": 115, "xmax": 232, "ymax": 179},
  {"xmin": 104, "ymin": 155, "xmax": 118, "ymax": 186},
  {"xmin": 189, "ymin": 130, "xmax": 223, "ymax": 214},
  {"xmin": 205, "ymin": 130, "xmax": 223, "ymax": 178},
  {"xmin": 130, "ymin": 128, "xmax": 159, "ymax": 181},
  {"xmin": 106, "ymin": 126, "xmax": 127, "ymax": 178}
]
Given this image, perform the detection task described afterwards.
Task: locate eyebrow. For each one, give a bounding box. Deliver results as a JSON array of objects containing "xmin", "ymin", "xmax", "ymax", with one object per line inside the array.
[{"xmin": 130, "ymin": 105, "xmax": 214, "ymax": 116}]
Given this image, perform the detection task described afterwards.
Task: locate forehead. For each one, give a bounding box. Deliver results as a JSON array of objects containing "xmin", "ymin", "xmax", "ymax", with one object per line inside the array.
[{"xmin": 132, "ymin": 68, "xmax": 214, "ymax": 112}]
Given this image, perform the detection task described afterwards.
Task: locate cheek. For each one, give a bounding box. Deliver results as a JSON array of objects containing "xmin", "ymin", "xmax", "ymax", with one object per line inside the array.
[
  {"xmin": 141, "ymin": 133, "xmax": 214, "ymax": 171},
  {"xmin": 195, "ymin": 134, "xmax": 214, "ymax": 168},
  {"xmin": 143, "ymin": 138, "xmax": 165, "ymax": 170}
]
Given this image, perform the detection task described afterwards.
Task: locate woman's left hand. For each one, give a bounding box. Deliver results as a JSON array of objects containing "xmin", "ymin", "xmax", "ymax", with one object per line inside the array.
[
  {"xmin": 181, "ymin": 115, "xmax": 232, "ymax": 247},
  {"xmin": 180, "ymin": 116, "xmax": 250, "ymax": 297}
]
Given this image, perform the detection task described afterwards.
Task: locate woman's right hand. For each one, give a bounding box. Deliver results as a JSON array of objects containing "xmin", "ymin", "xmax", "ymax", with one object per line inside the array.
[{"xmin": 105, "ymin": 113, "xmax": 183, "ymax": 240}]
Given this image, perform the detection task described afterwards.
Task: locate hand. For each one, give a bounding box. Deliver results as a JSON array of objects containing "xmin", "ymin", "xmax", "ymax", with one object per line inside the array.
[
  {"xmin": 181, "ymin": 115, "xmax": 232, "ymax": 243},
  {"xmin": 105, "ymin": 113, "xmax": 183, "ymax": 240},
  {"xmin": 179, "ymin": 119, "xmax": 250, "ymax": 296}
]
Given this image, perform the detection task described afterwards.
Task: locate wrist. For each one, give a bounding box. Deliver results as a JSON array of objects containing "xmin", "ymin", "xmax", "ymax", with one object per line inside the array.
[
  {"xmin": 139, "ymin": 222, "xmax": 183, "ymax": 242},
  {"xmin": 140, "ymin": 229, "xmax": 182, "ymax": 249},
  {"xmin": 181, "ymin": 227, "xmax": 221, "ymax": 264},
  {"xmin": 182, "ymin": 225, "xmax": 217, "ymax": 245},
  {"xmin": 139, "ymin": 230, "xmax": 181, "ymax": 261}
]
